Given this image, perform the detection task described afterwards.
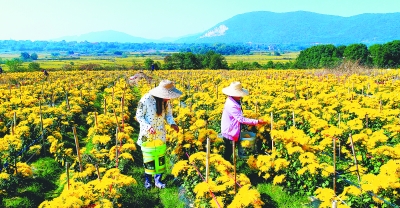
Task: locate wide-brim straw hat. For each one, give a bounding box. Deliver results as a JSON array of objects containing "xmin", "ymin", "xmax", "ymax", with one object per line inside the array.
[
  {"xmin": 222, "ymin": 81, "xmax": 249, "ymax": 97},
  {"xmin": 149, "ymin": 80, "xmax": 182, "ymax": 99}
]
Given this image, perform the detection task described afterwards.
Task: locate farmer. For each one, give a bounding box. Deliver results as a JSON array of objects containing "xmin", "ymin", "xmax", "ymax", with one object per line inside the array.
[
  {"xmin": 0, "ymin": 66, "xmax": 3, "ymax": 74},
  {"xmin": 220, "ymin": 81, "xmax": 267, "ymax": 162},
  {"xmin": 42, "ymin": 69, "xmax": 49, "ymax": 77},
  {"xmin": 136, "ymin": 79, "xmax": 182, "ymax": 189}
]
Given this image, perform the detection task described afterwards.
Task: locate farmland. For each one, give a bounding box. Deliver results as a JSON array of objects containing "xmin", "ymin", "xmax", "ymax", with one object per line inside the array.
[
  {"xmin": 0, "ymin": 67, "xmax": 399, "ymax": 207},
  {"xmin": 0, "ymin": 52, "xmax": 297, "ymax": 71}
]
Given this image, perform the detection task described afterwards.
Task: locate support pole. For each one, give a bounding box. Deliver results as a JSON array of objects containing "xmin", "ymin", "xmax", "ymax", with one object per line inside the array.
[
  {"xmin": 115, "ymin": 127, "xmax": 119, "ymax": 168},
  {"xmin": 349, "ymin": 134, "xmax": 361, "ymax": 184},
  {"xmin": 233, "ymin": 140, "xmax": 237, "ymax": 194},
  {"xmin": 39, "ymin": 100, "xmax": 45, "ymax": 156},
  {"xmin": 271, "ymin": 112, "xmax": 274, "ymax": 151},
  {"xmin": 333, "ymin": 138, "xmax": 336, "ymax": 195},
  {"xmin": 72, "ymin": 126, "xmax": 83, "ymax": 172},
  {"xmin": 205, "ymin": 137, "xmax": 210, "ymax": 183},
  {"xmin": 95, "ymin": 164, "xmax": 101, "ymax": 181},
  {"xmin": 66, "ymin": 162, "xmax": 70, "ymax": 190}
]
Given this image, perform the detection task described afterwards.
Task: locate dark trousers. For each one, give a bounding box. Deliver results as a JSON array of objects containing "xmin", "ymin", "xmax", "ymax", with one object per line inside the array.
[{"xmin": 223, "ymin": 137, "xmax": 233, "ymax": 162}]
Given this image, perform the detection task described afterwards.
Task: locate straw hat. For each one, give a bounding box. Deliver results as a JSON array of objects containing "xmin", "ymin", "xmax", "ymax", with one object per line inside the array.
[
  {"xmin": 222, "ymin": 81, "xmax": 249, "ymax": 97},
  {"xmin": 149, "ymin": 80, "xmax": 182, "ymax": 99}
]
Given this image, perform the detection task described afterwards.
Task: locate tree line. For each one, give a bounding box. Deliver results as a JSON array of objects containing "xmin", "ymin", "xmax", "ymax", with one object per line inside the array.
[
  {"xmin": 294, "ymin": 40, "xmax": 400, "ymax": 69},
  {"xmin": 1, "ymin": 40, "xmax": 399, "ymax": 71}
]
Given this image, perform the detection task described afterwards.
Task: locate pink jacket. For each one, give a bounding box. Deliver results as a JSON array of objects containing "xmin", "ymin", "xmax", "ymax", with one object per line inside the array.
[{"xmin": 221, "ymin": 96, "xmax": 258, "ymax": 141}]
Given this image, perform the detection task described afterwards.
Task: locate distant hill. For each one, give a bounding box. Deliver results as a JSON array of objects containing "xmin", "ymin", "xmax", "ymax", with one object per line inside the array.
[
  {"xmin": 175, "ymin": 11, "xmax": 400, "ymax": 46},
  {"xmin": 52, "ymin": 30, "xmax": 178, "ymax": 43}
]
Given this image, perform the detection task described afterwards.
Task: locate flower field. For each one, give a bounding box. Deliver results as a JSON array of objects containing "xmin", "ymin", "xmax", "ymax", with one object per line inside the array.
[{"xmin": 0, "ymin": 69, "xmax": 399, "ymax": 208}]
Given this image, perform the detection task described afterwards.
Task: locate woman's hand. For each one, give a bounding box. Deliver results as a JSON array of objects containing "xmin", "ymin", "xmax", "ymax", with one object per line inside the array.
[
  {"xmin": 148, "ymin": 127, "xmax": 156, "ymax": 134},
  {"xmin": 171, "ymin": 124, "xmax": 179, "ymax": 133},
  {"xmin": 257, "ymin": 119, "xmax": 267, "ymax": 125}
]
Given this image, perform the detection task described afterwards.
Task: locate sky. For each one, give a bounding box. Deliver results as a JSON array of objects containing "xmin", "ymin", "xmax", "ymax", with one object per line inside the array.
[{"xmin": 0, "ymin": 0, "xmax": 399, "ymax": 41}]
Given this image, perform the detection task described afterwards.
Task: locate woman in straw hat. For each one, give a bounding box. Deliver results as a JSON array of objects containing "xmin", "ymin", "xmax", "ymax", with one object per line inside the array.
[
  {"xmin": 136, "ymin": 79, "xmax": 182, "ymax": 189},
  {"xmin": 221, "ymin": 81, "xmax": 267, "ymax": 162}
]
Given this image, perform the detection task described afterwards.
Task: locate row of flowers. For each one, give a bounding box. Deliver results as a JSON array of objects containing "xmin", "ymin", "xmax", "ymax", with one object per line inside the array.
[{"xmin": 1, "ymin": 69, "xmax": 400, "ymax": 207}]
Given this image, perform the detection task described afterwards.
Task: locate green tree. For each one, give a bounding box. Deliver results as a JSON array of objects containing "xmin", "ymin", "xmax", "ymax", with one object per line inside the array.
[
  {"xmin": 385, "ymin": 40, "xmax": 400, "ymax": 68},
  {"xmin": 263, "ymin": 61, "xmax": 274, "ymax": 69},
  {"xmin": 369, "ymin": 44, "xmax": 386, "ymax": 67},
  {"xmin": 208, "ymin": 53, "xmax": 228, "ymax": 69},
  {"xmin": 30, "ymin": 53, "xmax": 38, "ymax": 60},
  {"xmin": 20, "ymin": 52, "xmax": 31, "ymax": 61},
  {"xmin": 295, "ymin": 44, "xmax": 341, "ymax": 69},
  {"xmin": 163, "ymin": 55, "xmax": 175, "ymax": 70},
  {"xmin": 28, "ymin": 62, "xmax": 41, "ymax": 71},
  {"xmin": 5, "ymin": 58, "xmax": 23, "ymax": 72},
  {"xmin": 183, "ymin": 52, "xmax": 201, "ymax": 69},
  {"xmin": 144, "ymin": 58, "xmax": 154, "ymax": 70},
  {"xmin": 343, "ymin": 43, "xmax": 370, "ymax": 65}
]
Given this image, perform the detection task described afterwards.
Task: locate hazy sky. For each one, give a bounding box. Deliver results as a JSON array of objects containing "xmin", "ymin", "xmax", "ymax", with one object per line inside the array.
[{"xmin": 0, "ymin": 0, "xmax": 399, "ymax": 41}]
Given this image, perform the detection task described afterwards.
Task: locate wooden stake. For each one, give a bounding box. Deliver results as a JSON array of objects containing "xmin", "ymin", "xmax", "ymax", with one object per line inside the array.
[
  {"xmin": 39, "ymin": 100, "xmax": 45, "ymax": 156},
  {"xmin": 66, "ymin": 162, "xmax": 70, "ymax": 190},
  {"xmin": 72, "ymin": 126, "xmax": 83, "ymax": 172},
  {"xmin": 205, "ymin": 137, "xmax": 210, "ymax": 183},
  {"xmin": 121, "ymin": 96, "xmax": 124, "ymax": 132},
  {"xmin": 113, "ymin": 110, "xmax": 121, "ymax": 132},
  {"xmin": 115, "ymin": 127, "xmax": 119, "ymax": 168},
  {"xmin": 233, "ymin": 140, "xmax": 237, "ymax": 194},
  {"xmin": 292, "ymin": 111, "xmax": 295, "ymax": 127},
  {"xmin": 65, "ymin": 91, "xmax": 70, "ymax": 110},
  {"xmin": 333, "ymin": 138, "xmax": 336, "ymax": 195},
  {"xmin": 349, "ymin": 134, "xmax": 361, "ymax": 184},
  {"xmin": 94, "ymin": 112, "xmax": 98, "ymax": 129},
  {"xmin": 103, "ymin": 98, "xmax": 107, "ymax": 114},
  {"xmin": 95, "ymin": 164, "xmax": 101, "ymax": 181},
  {"xmin": 216, "ymin": 84, "xmax": 218, "ymax": 100},
  {"xmin": 271, "ymin": 112, "xmax": 274, "ymax": 151},
  {"xmin": 112, "ymin": 87, "xmax": 114, "ymax": 103}
]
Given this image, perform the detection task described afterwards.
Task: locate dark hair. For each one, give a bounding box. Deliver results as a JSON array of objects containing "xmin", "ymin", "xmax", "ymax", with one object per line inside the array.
[{"xmin": 154, "ymin": 96, "xmax": 167, "ymax": 116}]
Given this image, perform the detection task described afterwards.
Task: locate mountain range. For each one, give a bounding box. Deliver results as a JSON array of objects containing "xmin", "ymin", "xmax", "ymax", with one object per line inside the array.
[{"xmin": 55, "ymin": 11, "xmax": 400, "ymax": 46}]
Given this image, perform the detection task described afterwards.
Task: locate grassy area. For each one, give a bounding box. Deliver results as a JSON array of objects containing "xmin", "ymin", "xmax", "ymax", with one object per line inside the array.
[
  {"xmin": 225, "ymin": 52, "xmax": 299, "ymax": 64},
  {"xmin": 257, "ymin": 183, "xmax": 314, "ymax": 208}
]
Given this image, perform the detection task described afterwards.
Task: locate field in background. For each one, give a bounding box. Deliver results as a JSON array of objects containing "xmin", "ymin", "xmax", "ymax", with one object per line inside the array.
[{"xmin": 0, "ymin": 52, "xmax": 299, "ymax": 70}]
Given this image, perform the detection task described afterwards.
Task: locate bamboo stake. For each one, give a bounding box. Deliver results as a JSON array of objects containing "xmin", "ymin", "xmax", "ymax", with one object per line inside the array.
[
  {"xmin": 103, "ymin": 98, "xmax": 107, "ymax": 114},
  {"xmin": 39, "ymin": 100, "xmax": 45, "ymax": 156},
  {"xmin": 12, "ymin": 111, "xmax": 16, "ymax": 135},
  {"xmin": 333, "ymin": 137, "xmax": 337, "ymax": 195},
  {"xmin": 292, "ymin": 111, "xmax": 295, "ymax": 127},
  {"xmin": 205, "ymin": 137, "xmax": 210, "ymax": 183},
  {"xmin": 216, "ymin": 84, "xmax": 218, "ymax": 100},
  {"xmin": 65, "ymin": 91, "xmax": 70, "ymax": 110},
  {"xmin": 112, "ymin": 87, "xmax": 114, "ymax": 103},
  {"xmin": 271, "ymin": 112, "xmax": 274, "ymax": 151},
  {"xmin": 349, "ymin": 134, "xmax": 361, "ymax": 184},
  {"xmin": 94, "ymin": 112, "xmax": 98, "ymax": 129},
  {"xmin": 95, "ymin": 164, "xmax": 101, "ymax": 181},
  {"xmin": 66, "ymin": 162, "xmax": 70, "ymax": 190},
  {"xmin": 115, "ymin": 127, "xmax": 119, "ymax": 168},
  {"xmin": 72, "ymin": 126, "xmax": 83, "ymax": 172},
  {"xmin": 233, "ymin": 140, "xmax": 237, "ymax": 194},
  {"xmin": 113, "ymin": 110, "xmax": 121, "ymax": 132},
  {"xmin": 121, "ymin": 97, "xmax": 124, "ymax": 132}
]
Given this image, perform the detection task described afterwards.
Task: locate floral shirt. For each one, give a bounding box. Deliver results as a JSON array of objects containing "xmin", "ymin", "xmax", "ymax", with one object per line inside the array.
[{"xmin": 135, "ymin": 93, "xmax": 176, "ymax": 146}]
